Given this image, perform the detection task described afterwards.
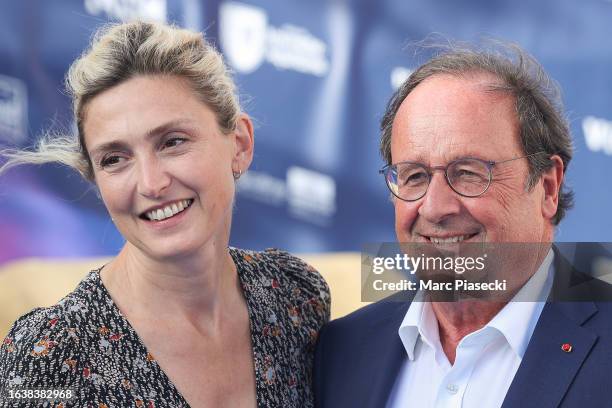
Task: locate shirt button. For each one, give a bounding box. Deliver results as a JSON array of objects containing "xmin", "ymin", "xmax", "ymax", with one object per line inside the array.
[{"xmin": 446, "ymin": 384, "xmax": 459, "ymax": 394}]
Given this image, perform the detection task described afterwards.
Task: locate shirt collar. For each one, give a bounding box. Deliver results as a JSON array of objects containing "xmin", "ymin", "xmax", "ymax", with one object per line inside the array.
[
  {"xmin": 398, "ymin": 293, "xmax": 442, "ymax": 361},
  {"xmin": 398, "ymin": 248, "xmax": 555, "ymax": 360}
]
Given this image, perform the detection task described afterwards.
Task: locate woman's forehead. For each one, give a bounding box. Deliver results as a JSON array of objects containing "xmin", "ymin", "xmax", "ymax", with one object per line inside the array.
[{"xmin": 82, "ymin": 76, "xmax": 219, "ymax": 148}]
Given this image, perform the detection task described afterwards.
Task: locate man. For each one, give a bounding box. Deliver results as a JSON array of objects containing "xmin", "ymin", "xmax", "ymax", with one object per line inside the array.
[{"xmin": 314, "ymin": 45, "xmax": 612, "ymax": 407}]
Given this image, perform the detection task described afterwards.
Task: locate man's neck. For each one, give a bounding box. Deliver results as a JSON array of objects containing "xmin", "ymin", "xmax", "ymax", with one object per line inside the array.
[
  {"xmin": 431, "ymin": 300, "xmax": 506, "ymax": 364},
  {"xmin": 430, "ymin": 244, "xmax": 555, "ymax": 364}
]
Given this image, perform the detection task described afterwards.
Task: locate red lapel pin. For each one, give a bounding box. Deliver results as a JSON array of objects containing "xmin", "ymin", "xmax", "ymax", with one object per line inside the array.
[{"xmin": 561, "ymin": 343, "xmax": 573, "ymax": 353}]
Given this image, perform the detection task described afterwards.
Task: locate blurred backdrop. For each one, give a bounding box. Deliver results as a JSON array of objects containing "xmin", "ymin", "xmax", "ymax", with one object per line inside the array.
[{"xmin": 1, "ymin": 0, "xmax": 612, "ymax": 264}]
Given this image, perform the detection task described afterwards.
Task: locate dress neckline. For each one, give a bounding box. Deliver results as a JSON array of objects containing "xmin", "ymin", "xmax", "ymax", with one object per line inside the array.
[{"xmin": 88, "ymin": 247, "xmax": 259, "ymax": 407}]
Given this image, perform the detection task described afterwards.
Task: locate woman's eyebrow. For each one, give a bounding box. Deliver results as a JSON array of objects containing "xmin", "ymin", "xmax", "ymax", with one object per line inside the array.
[
  {"xmin": 144, "ymin": 119, "xmax": 197, "ymax": 140},
  {"xmin": 89, "ymin": 119, "xmax": 198, "ymax": 158},
  {"xmin": 89, "ymin": 141, "xmax": 129, "ymax": 160}
]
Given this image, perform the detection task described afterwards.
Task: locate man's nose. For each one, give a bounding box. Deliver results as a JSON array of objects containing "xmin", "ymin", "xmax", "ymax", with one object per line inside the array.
[
  {"xmin": 417, "ymin": 172, "xmax": 462, "ymax": 223},
  {"xmin": 136, "ymin": 157, "xmax": 171, "ymax": 198}
]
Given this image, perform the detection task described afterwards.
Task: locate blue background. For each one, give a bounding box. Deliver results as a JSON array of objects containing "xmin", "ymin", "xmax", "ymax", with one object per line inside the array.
[{"xmin": 1, "ymin": 0, "xmax": 611, "ymax": 263}]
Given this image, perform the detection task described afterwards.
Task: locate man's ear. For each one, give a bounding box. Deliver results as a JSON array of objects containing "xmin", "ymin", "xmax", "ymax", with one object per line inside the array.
[
  {"xmin": 232, "ymin": 113, "xmax": 254, "ymax": 175},
  {"xmin": 541, "ymin": 154, "xmax": 564, "ymax": 221}
]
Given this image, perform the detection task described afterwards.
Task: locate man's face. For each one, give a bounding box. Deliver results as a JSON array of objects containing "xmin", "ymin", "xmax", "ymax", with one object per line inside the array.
[{"xmin": 391, "ymin": 73, "xmax": 553, "ymax": 245}]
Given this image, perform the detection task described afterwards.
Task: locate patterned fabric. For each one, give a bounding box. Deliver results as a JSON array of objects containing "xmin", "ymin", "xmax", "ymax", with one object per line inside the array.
[{"xmin": 0, "ymin": 248, "xmax": 330, "ymax": 407}]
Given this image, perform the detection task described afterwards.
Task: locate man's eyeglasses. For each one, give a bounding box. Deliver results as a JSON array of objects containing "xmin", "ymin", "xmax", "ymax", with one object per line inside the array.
[{"xmin": 379, "ymin": 152, "xmax": 547, "ymax": 202}]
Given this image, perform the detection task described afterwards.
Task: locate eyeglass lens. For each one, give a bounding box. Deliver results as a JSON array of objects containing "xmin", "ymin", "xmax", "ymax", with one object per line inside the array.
[{"xmin": 387, "ymin": 158, "xmax": 491, "ymax": 200}]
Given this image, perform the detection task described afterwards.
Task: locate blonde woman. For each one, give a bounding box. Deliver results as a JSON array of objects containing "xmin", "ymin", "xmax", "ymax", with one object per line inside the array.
[{"xmin": 0, "ymin": 21, "xmax": 330, "ymax": 407}]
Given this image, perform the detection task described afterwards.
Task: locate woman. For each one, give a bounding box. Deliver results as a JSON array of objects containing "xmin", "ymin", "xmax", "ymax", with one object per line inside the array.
[{"xmin": 0, "ymin": 21, "xmax": 330, "ymax": 407}]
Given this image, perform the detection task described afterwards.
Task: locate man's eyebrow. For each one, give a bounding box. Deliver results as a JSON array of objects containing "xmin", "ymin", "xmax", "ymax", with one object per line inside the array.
[
  {"xmin": 88, "ymin": 119, "xmax": 198, "ymax": 158},
  {"xmin": 447, "ymin": 152, "xmax": 490, "ymax": 162},
  {"xmin": 395, "ymin": 152, "xmax": 491, "ymax": 165}
]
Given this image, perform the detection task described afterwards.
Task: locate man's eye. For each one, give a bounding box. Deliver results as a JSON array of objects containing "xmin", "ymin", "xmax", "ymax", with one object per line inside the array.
[
  {"xmin": 455, "ymin": 168, "xmax": 486, "ymax": 180},
  {"xmin": 401, "ymin": 171, "xmax": 428, "ymax": 186},
  {"xmin": 163, "ymin": 137, "xmax": 186, "ymax": 149},
  {"xmin": 456, "ymin": 169, "xmax": 477, "ymax": 177}
]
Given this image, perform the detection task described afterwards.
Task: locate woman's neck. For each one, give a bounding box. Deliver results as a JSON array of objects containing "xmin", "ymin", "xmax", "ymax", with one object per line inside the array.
[{"xmin": 100, "ymin": 242, "xmax": 242, "ymax": 332}]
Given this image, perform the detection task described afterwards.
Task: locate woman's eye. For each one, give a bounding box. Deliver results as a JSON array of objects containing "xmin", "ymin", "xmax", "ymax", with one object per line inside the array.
[{"xmin": 100, "ymin": 155, "xmax": 124, "ymax": 168}]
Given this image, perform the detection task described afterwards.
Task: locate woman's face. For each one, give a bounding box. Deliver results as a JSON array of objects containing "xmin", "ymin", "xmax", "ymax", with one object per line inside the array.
[{"xmin": 83, "ymin": 75, "xmax": 253, "ymax": 261}]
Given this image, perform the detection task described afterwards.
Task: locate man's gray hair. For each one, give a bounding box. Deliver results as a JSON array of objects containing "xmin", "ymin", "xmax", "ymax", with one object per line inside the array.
[{"xmin": 380, "ymin": 43, "xmax": 574, "ymax": 225}]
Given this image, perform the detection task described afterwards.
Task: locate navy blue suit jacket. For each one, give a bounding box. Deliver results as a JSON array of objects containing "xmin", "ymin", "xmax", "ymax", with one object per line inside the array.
[{"xmin": 313, "ymin": 252, "xmax": 612, "ymax": 408}]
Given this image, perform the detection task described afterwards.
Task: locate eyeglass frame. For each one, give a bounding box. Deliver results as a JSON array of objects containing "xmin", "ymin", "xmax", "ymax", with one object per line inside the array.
[{"xmin": 379, "ymin": 152, "xmax": 548, "ymax": 202}]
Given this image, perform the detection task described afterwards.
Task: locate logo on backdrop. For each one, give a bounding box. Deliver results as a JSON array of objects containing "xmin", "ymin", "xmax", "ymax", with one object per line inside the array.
[
  {"xmin": 237, "ymin": 167, "xmax": 337, "ymax": 226},
  {"xmin": 0, "ymin": 75, "xmax": 28, "ymax": 146},
  {"xmin": 286, "ymin": 166, "xmax": 336, "ymax": 222},
  {"xmin": 84, "ymin": 0, "xmax": 167, "ymax": 22},
  {"xmin": 220, "ymin": 1, "xmax": 329, "ymax": 77},
  {"xmin": 582, "ymin": 116, "xmax": 612, "ymax": 156},
  {"xmin": 219, "ymin": 1, "xmax": 267, "ymax": 74}
]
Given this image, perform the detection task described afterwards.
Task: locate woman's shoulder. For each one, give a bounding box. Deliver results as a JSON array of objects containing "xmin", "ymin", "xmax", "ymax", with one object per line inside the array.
[
  {"xmin": 13, "ymin": 269, "xmax": 104, "ymax": 329},
  {"xmin": 0, "ymin": 270, "xmax": 102, "ymax": 391},
  {"xmin": 0, "ymin": 306, "xmax": 83, "ymax": 395},
  {"xmin": 231, "ymin": 247, "xmax": 331, "ymax": 320},
  {"xmin": 233, "ymin": 247, "xmax": 329, "ymax": 292}
]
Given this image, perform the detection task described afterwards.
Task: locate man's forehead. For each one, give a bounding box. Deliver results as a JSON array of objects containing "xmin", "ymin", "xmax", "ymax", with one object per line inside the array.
[
  {"xmin": 389, "ymin": 73, "xmax": 521, "ymax": 163},
  {"xmin": 395, "ymin": 74, "xmax": 513, "ymax": 119}
]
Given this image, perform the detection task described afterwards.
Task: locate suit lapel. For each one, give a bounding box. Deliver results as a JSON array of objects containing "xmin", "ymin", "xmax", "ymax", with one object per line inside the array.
[
  {"xmin": 501, "ymin": 301, "xmax": 598, "ymax": 408},
  {"xmin": 360, "ymin": 301, "xmax": 409, "ymax": 408}
]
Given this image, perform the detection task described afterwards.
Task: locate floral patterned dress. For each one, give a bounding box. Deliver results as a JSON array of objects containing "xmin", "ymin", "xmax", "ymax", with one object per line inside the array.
[{"xmin": 0, "ymin": 248, "xmax": 330, "ymax": 407}]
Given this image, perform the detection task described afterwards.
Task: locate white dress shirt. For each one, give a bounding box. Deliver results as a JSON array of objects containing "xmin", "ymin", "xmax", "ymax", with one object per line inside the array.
[{"xmin": 386, "ymin": 250, "xmax": 555, "ymax": 408}]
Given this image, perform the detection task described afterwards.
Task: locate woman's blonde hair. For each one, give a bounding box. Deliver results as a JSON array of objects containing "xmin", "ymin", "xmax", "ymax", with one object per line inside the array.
[{"xmin": 1, "ymin": 21, "xmax": 241, "ymax": 181}]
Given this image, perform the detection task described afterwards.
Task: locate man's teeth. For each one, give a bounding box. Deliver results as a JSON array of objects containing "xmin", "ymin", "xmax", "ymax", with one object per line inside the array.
[
  {"xmin": 430, "ymin": 235, "xmax": 470, "ymax": 244},
  {"xmin": 146, "ymin": 200, "xmax": 192, "ymax": 221}
]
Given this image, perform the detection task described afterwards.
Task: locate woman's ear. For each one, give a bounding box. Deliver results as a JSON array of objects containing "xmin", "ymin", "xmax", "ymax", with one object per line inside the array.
[{"xmin": 232, "ymin": 113, "xmax": 254, "ymax": 175}]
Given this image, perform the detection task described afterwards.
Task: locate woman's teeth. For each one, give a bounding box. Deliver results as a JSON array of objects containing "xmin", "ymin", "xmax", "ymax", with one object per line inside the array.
[{"xmin": 145, "ymin": 199, "xmax": 193, "ymax": 221}]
